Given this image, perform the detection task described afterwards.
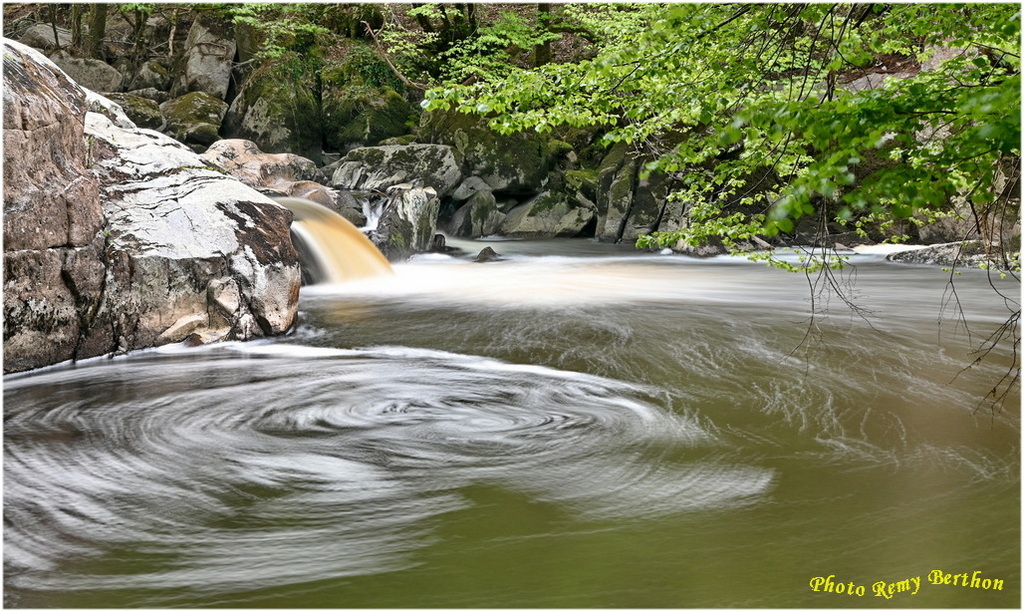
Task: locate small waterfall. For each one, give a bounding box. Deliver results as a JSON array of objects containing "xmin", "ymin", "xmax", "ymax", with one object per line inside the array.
[
  {"xmin": 275, "ymin": 197, "xmax": 393, "ymax": 284},
  {"xmin": 354, "ymin": 191, "xmax": 389, "ymax": 232}
]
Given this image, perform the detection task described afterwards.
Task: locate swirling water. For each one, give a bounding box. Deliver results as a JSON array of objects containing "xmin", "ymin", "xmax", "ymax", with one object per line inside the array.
[{"xmin": 4, "ymin": 240, "xmax": 1019, "ymax": 608}]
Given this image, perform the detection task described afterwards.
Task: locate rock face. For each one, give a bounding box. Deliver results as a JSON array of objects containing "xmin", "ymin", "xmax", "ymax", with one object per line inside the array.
[
  {"xmin": 221, "ymin": 64, "xmax": 322, "ymax": 162},
  {"xmin": 170, "ymin": 18, "xmax": 236, "ymax": 100},
  {"xmin": 421, "ymin": 109, "xmax": 552, "ymax": 194},
  {"xmin": 201, "ymin": 139, "xmax": 363, "ymax": 223},
  {"xmin": 375, "ymin": 186, "xmax": 441, "ymax": 260},
  {"xmin": 323, "ymin": 85, "xmax": 413, "ymax": 153},
  {"xmin": 331, "ymin": 144, "xmax": 464, "ymax": 195},
  {"xmin": 2, "ymin": 39, "xmax": 301, "ymax": 374}
]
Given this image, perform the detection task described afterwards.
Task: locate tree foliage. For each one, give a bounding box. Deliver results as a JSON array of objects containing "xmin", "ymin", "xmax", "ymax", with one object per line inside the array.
[{"xmin": 423, "ymin": 3, "xmax": 1020, "ymax": 270}]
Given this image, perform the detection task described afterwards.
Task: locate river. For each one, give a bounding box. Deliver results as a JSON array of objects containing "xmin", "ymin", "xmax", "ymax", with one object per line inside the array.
[{"xmin": 4, "ymin": 239, "xmax": 1019, "ymax": 607}]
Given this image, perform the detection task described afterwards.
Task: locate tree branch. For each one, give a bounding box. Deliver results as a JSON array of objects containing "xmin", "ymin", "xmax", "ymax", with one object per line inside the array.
[{"xmin": 362, "ymin": 21, "xmax": 430, "ymax": 91}]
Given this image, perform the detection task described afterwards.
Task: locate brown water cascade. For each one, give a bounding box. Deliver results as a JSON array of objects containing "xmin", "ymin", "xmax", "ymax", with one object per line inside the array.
[{"xmin": 275, "ymin": 197, "xmax": 393, "ymax": 283}]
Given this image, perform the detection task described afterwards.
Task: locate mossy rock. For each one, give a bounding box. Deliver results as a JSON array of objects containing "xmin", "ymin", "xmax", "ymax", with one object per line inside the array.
[
  {"xmin": 159, "ymin": 91, "xmax": 228, "ymax": 144},
  {"xmin": 421, "ymin": 109, "xmax": 554, "ymax": 195},
  {"xmin": 322, "ymin": 85, "xmax": 414, "ymax": 151},
  {"xmin": 221, "ymin": 63, "xmax": 322, "ymax": 162},
  {"xmin": 106, "ymin": 93, "xmax": 163, "ymax": 130}
]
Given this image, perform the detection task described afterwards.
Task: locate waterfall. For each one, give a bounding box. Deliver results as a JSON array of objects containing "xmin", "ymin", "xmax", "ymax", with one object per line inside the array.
[
  {"xmin": 354, "ymin": 191, "xmax": 389, "ymax": 232},
  {"xmin": 274, "ymin": 197, "xmax": 393, "ymax": 284}
]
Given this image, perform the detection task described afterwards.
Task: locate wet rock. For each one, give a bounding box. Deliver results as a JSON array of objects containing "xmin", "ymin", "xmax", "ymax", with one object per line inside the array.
[
  {"xmin": 474, "ymin": 246, "xmax": 501, "ymax": 263},
  {"xmin": 375, "ymin": 185, "xmax": 441, "ymax": 260},
  {"xmin": 886, "ymin": 241, "xmax": 1008, "ymax": 269},
  {"xmin": 671, "ymin": 238, "xmax": 729, "ymax": 258}
]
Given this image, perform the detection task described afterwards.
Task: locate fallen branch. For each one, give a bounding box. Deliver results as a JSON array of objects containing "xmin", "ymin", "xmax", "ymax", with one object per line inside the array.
[{"xmin": 361, "ymin": 20, "xmax": 430, "ymax": 91}]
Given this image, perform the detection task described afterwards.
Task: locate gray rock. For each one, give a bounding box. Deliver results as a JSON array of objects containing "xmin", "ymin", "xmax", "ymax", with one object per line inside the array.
[
  {"xmin": 86, "ymin": 111, "xmax": 302, "ymax": 348},
  {"xmin": 331, "ymin": 144, "xmax": 464, "ymax": 196},
  {"xmin": 474, "ymin": 246, "xmax": 501, "ymax": 262},
  {"xmin": 499, "ymin": 191, "xmax": 597, "ymax": 238},
  {"xmin": 18, "ymin": 23, "xmax": 72, "ymax": 51},
  {"xmin": 128, "ymin": 87, "xmax": 172, "ymax": 104},
  {"xmin": 131, "ymin": 60, "xmax": 173, "ymax": 91},
  {"xmin": 421, "ymin": 109, "xmax": 552, "ymax": 194},
  {"xmin": 221, "ymin": 66, "xmax": 321, "ymax": 162},
  {"xmin": 886, "ymin": 241, "xmax": 1009, "ymax": 269},
  {"xmin": 375, "ymin": 185, "xmax": 441, "ymax": 260},
  {"xmin": 451, "ymin": 176, "xmax": 492, "ymax": 201},
  {"xmin": 2, "ymin": 38, "xmax": 300, "ymax": 373},
  {"xmin": 85, "ymin": 90, "xmax": 135, "ymax": 129},
  {"xmin": 171, "ymin": 19, "xmax": 236, "ymax": 100},
  {"xmin": 50, "ymin": 53, "xmax": 124, "ymax": 92}
]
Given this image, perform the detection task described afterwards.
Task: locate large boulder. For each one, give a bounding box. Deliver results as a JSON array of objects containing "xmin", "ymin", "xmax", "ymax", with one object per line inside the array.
[
  {"xmin": 105, "ymin": 92, "xmax": 163, "ymax": 130},
  {"xmin": 331, "ymin": 144, "xmax": 464, "ymax": 196},
  {"xmin": 170, "ymin": 18, "xmax": 236, "ymax": 100},
  {"xmin": 221, "ymin": 63, "xmax": 322, "ymax": 162},
  {"xmin": 886, "ymin": 241, "xmax": 1011, "ymax": 269},
  {"xmin": 130, "ymin": 60, "xmax": 173, "ymax": 91},
  {"xmin": 323, "ymin": 85, "xmax": 414, "ymax": 152},
  {"xmin": 594, "ymin": 141, "xmax": 637, "ymax": 242},
  {"xmin": 498, "ymin": 190, "xmax": 598, "ymax": 239},
  {"xmin": 2, "ymin": 39, "xmax": 301, "ymax": 374},
  {"xmin": 420, "ymin": 109, "xmax": 553, "ymax": 195},
  {"xmin": 18, "ymin": 23, "xmax": 72, "ymax": 51},
  {"xmin": 160, "ymin": 91, "xmax": 229, "ymax": 147},
  {"xmin": 375, "ymin": 185, "xmax": 441, "ymax": 260},
  {"xmin": 49, "ymin": 52, "xmax": 125, "ymax": 92},
  {"xmin": 446, "ymin": 189, "xmax": 505, "ymax": 237}
]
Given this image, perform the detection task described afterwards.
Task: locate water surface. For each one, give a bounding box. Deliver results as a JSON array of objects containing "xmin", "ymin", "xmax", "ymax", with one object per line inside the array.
[{"xmin": 4, "ymin": 240, "xmax": 1019, "ymax": 607}]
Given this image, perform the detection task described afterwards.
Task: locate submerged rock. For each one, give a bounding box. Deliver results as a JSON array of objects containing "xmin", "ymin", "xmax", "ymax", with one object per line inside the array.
[
  {"xmin": 474, "ymin": 246, "xmax": 501, "ymax": 263},
  {"xmin": 2, "ymin": 38, "xmax": 301, "ymax": 374}
]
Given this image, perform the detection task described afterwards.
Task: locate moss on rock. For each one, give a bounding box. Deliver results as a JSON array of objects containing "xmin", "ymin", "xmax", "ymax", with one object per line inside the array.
[{"xmin": 221, "ymin": 63, "xmax": 322, "ymax": 163}]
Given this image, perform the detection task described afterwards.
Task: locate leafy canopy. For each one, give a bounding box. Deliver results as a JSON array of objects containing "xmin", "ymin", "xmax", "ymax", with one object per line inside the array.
[{"xmin": 423, "ymin": 3, "xmax": 1020, "ymax": 268}]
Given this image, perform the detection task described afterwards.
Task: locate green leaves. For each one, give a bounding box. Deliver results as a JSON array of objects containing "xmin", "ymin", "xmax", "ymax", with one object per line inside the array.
[{"xmin": 418, "ymin": 4, "xmax": 1018, "ymax": 269}]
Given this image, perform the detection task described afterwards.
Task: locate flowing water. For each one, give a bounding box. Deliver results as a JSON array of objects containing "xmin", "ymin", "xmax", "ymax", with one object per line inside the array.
[
  {"xmin": 277, "ymin": 197, "xmax": 392, "ymax": 283},
  {"xmin": 4, "ymin": 237, "xmax": 1019, "ymax": 608}
]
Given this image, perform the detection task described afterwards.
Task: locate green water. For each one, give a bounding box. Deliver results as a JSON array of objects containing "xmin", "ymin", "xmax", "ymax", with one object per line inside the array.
[{"xmin": 4, "ymin": 241, "xmax": 1019, "ymax": 607}]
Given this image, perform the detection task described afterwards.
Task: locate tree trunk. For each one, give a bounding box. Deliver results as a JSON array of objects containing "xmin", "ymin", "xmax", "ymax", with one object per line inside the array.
[
  {"xmin": 87, "ymin": 3, "xmax": 107, "ymax": 59},
  {"xmin": 48, "ymin": 4, "xmax": 62, "ymax": 52},
  {"xmin": 70, "ymin": 4, "xmax": 84, "ymax": 52},
  {"xmin": 535, "ymin": 3, "xmax": 552, "ymax": 67}
]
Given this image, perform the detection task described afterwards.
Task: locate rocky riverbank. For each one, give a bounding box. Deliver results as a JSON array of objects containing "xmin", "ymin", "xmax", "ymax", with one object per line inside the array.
[{"xmin": 3, "ymin": 39, "xmax": 301, "ymax": 374}]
